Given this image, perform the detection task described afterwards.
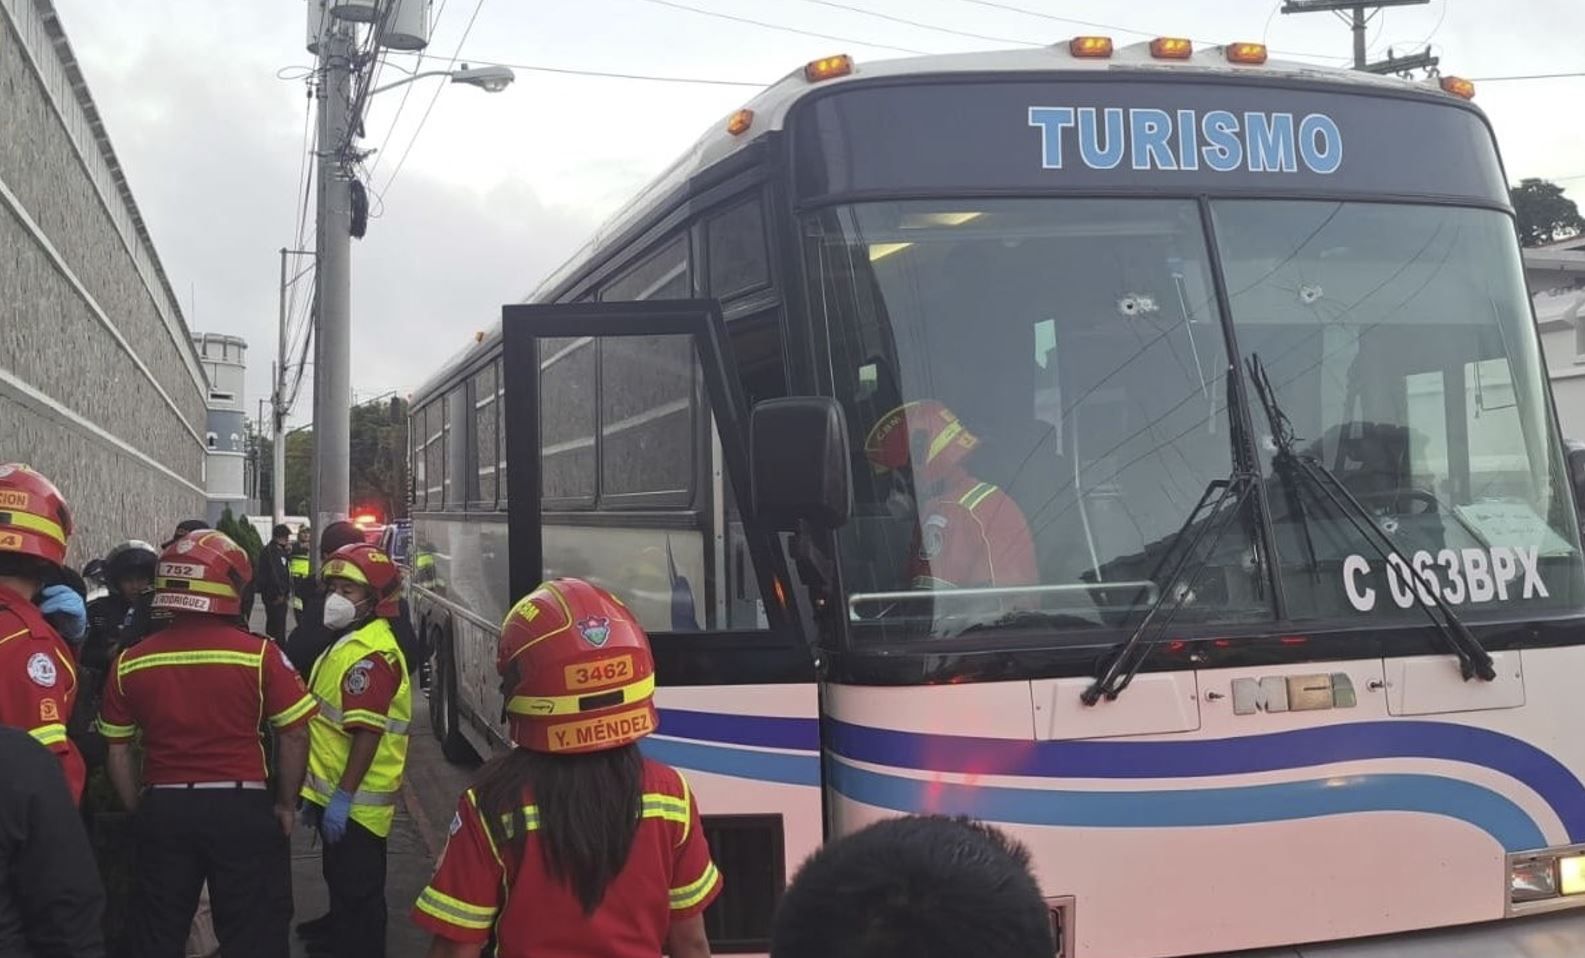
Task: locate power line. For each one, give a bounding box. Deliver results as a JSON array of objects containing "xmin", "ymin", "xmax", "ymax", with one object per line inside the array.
[
  {"xmin": 1471, "ymin": 72, "xmax": 1585, "ymax": 81},
  {"xmin": 631, "ymin": 0, "xmax": 929, "ymax": 55},
  {"xmin": 950, "ymin": 0, "xmax": 1338, "ymax": 60},
  {"xmin": 789, "ymin": 0, "xmax": 1037, "ymax": 46},
  {"xmin": 377, "ymin": 0, "xmax": 489, "ymax": 200},
  {"xmin": 449, "ymin": 57, "xmax": 770, "ymax": 87},
  {"xmin": 368, "ymin": 0, "xmax": 452, "ymax": 178}
]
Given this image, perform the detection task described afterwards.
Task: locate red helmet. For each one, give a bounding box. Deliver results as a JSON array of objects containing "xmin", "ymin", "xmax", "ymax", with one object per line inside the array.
[
  {"xmin": 863, "ymin": 401, "xmax": 978, "ymax": 481},
  {"xmin": 322, "ymin": 543, "xmax": 402, "ymax": 617},
  {"xmin": 0, "ymin": 464, "xmax": 72, "ymax": 568},
  {"xmin": 151, "ymin": 531, "xmax": 252, "ymax": 617},
  {"xmin": 497, "ymin": 578, "xmax": 657, "ymax": 754}
]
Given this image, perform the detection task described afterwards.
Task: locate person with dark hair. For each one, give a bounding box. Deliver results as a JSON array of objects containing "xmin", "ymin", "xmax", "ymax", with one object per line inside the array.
[
  {"xmin": 74, "ymin": 540, "xmax": 159, "ymax": 771},
  {"xmin": 297, "ymin": 543, "xmax": 412, "ymax": 958},
  {"xmin": 770, "ymin": 816, "xmax": 1054, "ymax": 958},
  {"xmin": 0, "ymin": 725, "xmax": 106, "ymax": 957},
  {"xmin": 161, "ymin": 519, "xmax": 209, "ymax": 550},
  {"xmin": 255, "ymin": 524, "xmax": 294, "ymax": 645},
  {"xmin": 412, "ymin": 578, "xmax": 721, "ymax": 958},
  {"xmin": 0, "ymin": 463, "xmax": 88, "ymax": 803}
]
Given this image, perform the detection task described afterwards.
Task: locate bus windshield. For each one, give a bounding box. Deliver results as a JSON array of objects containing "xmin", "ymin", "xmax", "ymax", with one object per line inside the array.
[{"xmin": 806, "ymin": 197, "xmax": 1584, "ymax": 644}]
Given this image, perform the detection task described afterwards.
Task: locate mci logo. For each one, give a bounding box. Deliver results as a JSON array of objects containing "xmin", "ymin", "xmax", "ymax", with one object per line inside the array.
[{"xmin": 1229, "ymin": 673, "xmax": 1357, "ymax": 715}]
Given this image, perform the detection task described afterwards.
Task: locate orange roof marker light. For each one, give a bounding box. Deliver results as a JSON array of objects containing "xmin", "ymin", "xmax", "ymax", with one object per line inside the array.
[
  {"xmin": 805, "ymin": 54, "xmax": 854, "ymax": 83},
  {"xmin": 1440, "ymin": 76, "xmax": 1476, "ymax": 99},
  {"xmin": 1068, "ymin": 36, "xmax": 1113, "ymax": 58},
  {"xmin": 1225, "ymin": 42, "xmax": 1268, "ymax": 65},
  {"xmin": 726, "ymin": 108, "xmax": 754, "ymax": 136},
  {"xmin": 1149, "ymin": 36, "xmax": 1193, "ymax": 60}
]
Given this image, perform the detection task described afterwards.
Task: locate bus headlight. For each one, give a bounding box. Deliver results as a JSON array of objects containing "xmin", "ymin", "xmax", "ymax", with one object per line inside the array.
[{"xmin": 1511, "ymin": 858, "xmax": 1558, "ymax": 903}]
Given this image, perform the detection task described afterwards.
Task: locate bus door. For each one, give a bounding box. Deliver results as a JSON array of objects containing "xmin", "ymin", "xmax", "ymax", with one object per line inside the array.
[{"xmin": 502, "ymin": 300, "xmax": 821, "ymax": 953}]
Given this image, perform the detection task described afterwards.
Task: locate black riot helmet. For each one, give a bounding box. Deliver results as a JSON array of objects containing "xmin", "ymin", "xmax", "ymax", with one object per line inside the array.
[{"xmin": 103, "ymin": 540, "xmax": 158, "ymax": 591}]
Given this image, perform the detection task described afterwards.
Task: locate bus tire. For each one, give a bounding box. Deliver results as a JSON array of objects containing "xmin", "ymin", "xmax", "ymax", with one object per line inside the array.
[{"xmin": 431, "ymin": 627, "xmax": 475, "ymax": 764}]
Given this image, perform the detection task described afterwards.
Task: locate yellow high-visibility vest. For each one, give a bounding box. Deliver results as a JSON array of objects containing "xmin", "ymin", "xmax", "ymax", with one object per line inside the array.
[
  {"xmin": 289, "ymin": 553, "xmax": 311, "ymax": 611},
  {"xmin": 300, "ymin": 618, "xmax": 411, "ymax": 837}
]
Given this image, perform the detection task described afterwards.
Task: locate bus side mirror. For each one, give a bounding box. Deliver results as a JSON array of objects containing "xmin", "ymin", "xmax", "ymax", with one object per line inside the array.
[{"xmin": 751, "ymin": 397, "xmax": 852, "ymax": 532}]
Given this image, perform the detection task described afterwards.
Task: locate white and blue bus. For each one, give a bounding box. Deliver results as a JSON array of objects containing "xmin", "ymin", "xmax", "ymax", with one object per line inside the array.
[{"xmin": 407, "ymin": 38, "xmax": 1585, "ymax": 957}]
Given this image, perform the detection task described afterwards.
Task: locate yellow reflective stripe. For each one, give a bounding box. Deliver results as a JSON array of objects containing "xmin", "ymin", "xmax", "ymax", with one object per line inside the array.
[
  {"xmin": 270, "ymin": 694, "xmax": 317, "ymax": 728},
  {"xmin": 676, "ymin": 774, "xmax": 693, "ymax": 845},
  {"xmin": 0, "ymin": 627, "xmax": 28, "ymax": 646},
  {"xmin": 303, "ymin": 772, "xmax": 399, "ymax": 807},
  {"xmin": 119, "ymin": 650, "xmax": 261, "ymax": 677},
  {"xmin": 670, "ymin": 861, "xmax": 721, "ymax": 911},
  {"xmin": 415, "ymin": 887, "xmax": 497, "ymax": 931},
  {"xmin": 28, "ymin": 724, "xmax": 66, "ymax": 747},
  {"xmin": 465, "ymin": 790, "xmax": 503, "ymax": 868},
  {"xmin": 342, "ymin": 708, "xmax": 410, "ymax": 734},
  {"xmin": 643, "ymin": 795, "xmax": 689, "ymax": 827},
  {"xmin": 154, "ymin": 576, "xmax": 238, "ymax": 599},
  {"xmin": 1, "ymin": 508, "xmax": 65, "ymax": 546},
  {"xmin": 505, "ymin": 673, "xmax": 655, "ymax": 718},
  {"xmin": 926, "ymin": 419, "xmax": 964, "ymax": 463},
  {"xmin": 958, "ymin": 482, "xmax": 998, "ymax": 511},
  {"xmin": 322, "ymin": 558, "xmax": 369, "ymax": 586},
  {"xmin": 97, "ymin": 719, "xmax": 137, "ymax": 740}
]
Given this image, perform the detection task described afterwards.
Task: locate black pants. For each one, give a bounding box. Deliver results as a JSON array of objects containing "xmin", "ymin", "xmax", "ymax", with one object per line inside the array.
[
  {"xmin": 128, "ymin": 788, "xmax": 291, "ymax": 958},
  {"xmin": 264, "ymin": 600, "xmax": 288, "ymax": 645},
  {"xmin": 321, "ymin": 819, "xmax": 387, "ymax": 958}
]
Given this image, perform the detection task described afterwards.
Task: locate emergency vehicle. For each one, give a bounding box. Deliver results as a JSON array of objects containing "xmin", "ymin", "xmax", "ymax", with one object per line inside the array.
[{"xmin": 408, "ymin": 39, "xmax": 1585, "ymax": 956}]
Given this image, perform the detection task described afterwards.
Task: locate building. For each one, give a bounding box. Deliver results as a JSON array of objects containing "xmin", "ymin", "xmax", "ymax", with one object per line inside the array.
[
  {"xmin": 0, "ymin": 0, "xmax": 207, "ymax": 563},
  {"xmin": 191, "ymin": 332, "xmax": 257, "ymax": 524},
  {"xmin": 1525, "ymin": 239, "xmax": 1585, "ymax": 439}
]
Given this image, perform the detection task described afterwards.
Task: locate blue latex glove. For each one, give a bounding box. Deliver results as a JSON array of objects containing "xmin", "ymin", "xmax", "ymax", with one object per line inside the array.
[
  {"xmin": 321, "ymin": 789, "xmax": 353, "ymax": 844},
  {"xmin": 37, "ymin": 585, "xmax": 86, "ymax": 641}
]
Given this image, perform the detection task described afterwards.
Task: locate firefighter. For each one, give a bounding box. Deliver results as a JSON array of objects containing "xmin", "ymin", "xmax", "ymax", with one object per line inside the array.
[
  {"xmin": 863, "ymin": 401, "xmax": 1038, "ymax": 594},
  {"xmin": 412, "ymin": 578, "xmax": 722, "ymax": 958},
  {"xmin": 289, "ymin": 525, "xmax": 312, "ymax": 625},
  {"xmin": 0, "ymin": 463, "xmax": 88, "ymax": 802},
  {"xmin": 97, "ymin": 530, "xmax": 316, "ymax": 958},
  {"xmin": 297, "ymin": 542, "xmax": 411, "ymax": 958}
]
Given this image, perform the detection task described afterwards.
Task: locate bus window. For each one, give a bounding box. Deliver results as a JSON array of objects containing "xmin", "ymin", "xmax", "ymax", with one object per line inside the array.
[
  {"xmin": 424, "ymin": 401, "xmax": 443, "ymax": 507},
  {"xmin": 708, "ymin": 198, "xmax": 770, "ymax": 300},
  {"xmin": 494, "ymin": 358, "xmax": 506, "ymax": 509},
  {"xmin": 1214, "ymin": 200, "xmax": 1585, "ymax": 620},
  {"xmin": 540, "ymin": 336, "xmax": 596, "ymax": 505},
  {"xmin": 604, "ymin": 235, "xmax": 688, "ymax": 302},
  {"xmin": 411, "ymin": 403, "xmax": 427, "ymax": 512},
  {"xmin": 474, "ymin": 361, "xmax": 498, "ymax": 506},
  {"xmin": 599, "ymin": 335, "xmax": 695, "ymax": 504},
  {"xmin": 806, "ymin": 198, "xmax": 1267, "ymax": 640},
  {"xmin": 444, "ymin": 385, "xmax": 468, "ymax": 509}
]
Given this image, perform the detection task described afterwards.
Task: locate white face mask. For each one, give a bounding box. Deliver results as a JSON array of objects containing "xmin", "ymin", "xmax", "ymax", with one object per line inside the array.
[{"xmin": 323, "ymin": 593, "xmax": 359, "ymax": 631}]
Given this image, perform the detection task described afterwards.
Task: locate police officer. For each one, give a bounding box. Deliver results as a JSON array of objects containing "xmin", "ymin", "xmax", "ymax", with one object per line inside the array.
[
  {"xmin": 298, "ymin": 543, "xmax": 412, "ymax": 958},
  {"xmin": 412, "ymin": 578, "xmax": 721, "ymax": 958},
  {"xmin": 0, "ymin": 463, "xmax": 88, "ymax": 803},
  {"xmin": 98, "ymin": 530, "xmax": 317, "ymax": 958},
  {"xmin": 255, "ymin": 524, "xmax": 294, "ymax": 645},
  {"xmin": 289, "ymin": 525, "xmax": 312, "ymax": 626},
  {"xmin": 863, "ymin": 401, "xmax": 1037, "ymax": 595}
]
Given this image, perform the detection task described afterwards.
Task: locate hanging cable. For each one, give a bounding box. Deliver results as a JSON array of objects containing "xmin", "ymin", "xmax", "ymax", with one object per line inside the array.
[
  {"xmin": 630, "ymin": 0, "xmax": 928, "ymax": 55},
  {"xmin": 375, "ymin": 0, "xmax": 489, "ymax": 201},
  {"xmin": 789, "ymin": 0, "xmax": 1036, "ymax": 46}
]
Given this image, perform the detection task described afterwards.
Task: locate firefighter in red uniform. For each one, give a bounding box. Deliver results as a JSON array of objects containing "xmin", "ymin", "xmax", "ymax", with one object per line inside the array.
[
  {"xmin": 413, "ymin": 578, "xmax": 722, "ymax": 958},
  {"xmin": 863, "ymin": 401, "xmax": 1038, "ymax": 592},
  {"xmin": 0, "ymin": 463, "xmax": 87, "ymax": 802},
  {"xmin": 98, "ymin": 530, "xmax": 317, "ymax": 958}
]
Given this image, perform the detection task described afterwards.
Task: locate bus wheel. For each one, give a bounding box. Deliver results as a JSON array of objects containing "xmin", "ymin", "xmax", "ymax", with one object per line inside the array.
[{"xmin": 431, "ymin": 629, "xmax": 475, "ymax": 764}]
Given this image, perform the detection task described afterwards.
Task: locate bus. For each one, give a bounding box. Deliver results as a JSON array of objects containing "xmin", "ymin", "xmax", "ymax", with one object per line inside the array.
[{"xmin": 406, "ymin": 39, "xmax": 1585, "ymax": 957}]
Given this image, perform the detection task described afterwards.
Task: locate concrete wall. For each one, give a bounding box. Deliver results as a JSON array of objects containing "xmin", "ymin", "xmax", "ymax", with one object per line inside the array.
[{"xmin": 0, "ymin": 0, "xmax": 207, "ymax": 564}]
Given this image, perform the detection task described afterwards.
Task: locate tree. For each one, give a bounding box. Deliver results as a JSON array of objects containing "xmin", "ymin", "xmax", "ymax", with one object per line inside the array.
[
  {"xmin": 274, "ymin": 396, "xmax": 409, "ymax": 520},
  {"xmin": 1511, "ymin": 178, "xmax": 1585, "ymax": 247}
]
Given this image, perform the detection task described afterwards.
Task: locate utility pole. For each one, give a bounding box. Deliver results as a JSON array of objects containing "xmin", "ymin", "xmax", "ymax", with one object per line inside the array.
[
  {"xmin": 1280, "ymin": 0, "xmax": 1429, "ymax": 69},
  {"xmin": 311, "ymin": 17, "xmax": 355, "ymax": 571}
]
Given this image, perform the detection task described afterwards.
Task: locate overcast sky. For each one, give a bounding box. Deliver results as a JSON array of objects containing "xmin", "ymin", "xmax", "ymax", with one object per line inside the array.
[{"xmin": 50, "ymin": 0, "xmax": 1585, "ymax": 426}]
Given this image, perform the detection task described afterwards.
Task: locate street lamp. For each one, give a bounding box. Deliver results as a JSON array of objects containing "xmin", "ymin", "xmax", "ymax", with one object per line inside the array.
[{"xmin": 369, "ymin": 64, "xmax": 516, "ymax": 97}]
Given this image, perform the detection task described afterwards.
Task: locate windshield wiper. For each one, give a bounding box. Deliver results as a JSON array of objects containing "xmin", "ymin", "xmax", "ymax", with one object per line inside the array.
[
  {"xmin": 1081, "ymin": 470, "xmax": 1255, "ymax": 705},
  {"xmin": 1246, "ymin": 354, "xmax": 1496, "ymax": 682}
]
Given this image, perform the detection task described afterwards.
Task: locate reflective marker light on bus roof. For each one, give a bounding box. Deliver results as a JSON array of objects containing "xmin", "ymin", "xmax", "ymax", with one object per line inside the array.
[
  {"xmin": 1149, "ymin": 37, "xmax": 1193, "ymax": 60},
  {"xmin": 1440, "ymin": 75, "xmax": 1476, "ymax": 99},
  {"xmin": 726, "ymin": 109, "xmax": 754, "ymax": 136},
  {"xmin": 1225, "ymin": 42, "xmax": 1268, "ymax": 65},
  {"xmin": 1068, "ymin": 36, "xmax": 1113, "ymax": 58},
  {"xmin": 805, "ymin": 54, "xmax": 854, "ymax": 82},
  {"xmin": 1511, "ymin": 858, "xmax": 1557, "ymax": 903},
  {"xmin": 1560, "ymin": 855, "xmax": 1585, "ymax": 896}
]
